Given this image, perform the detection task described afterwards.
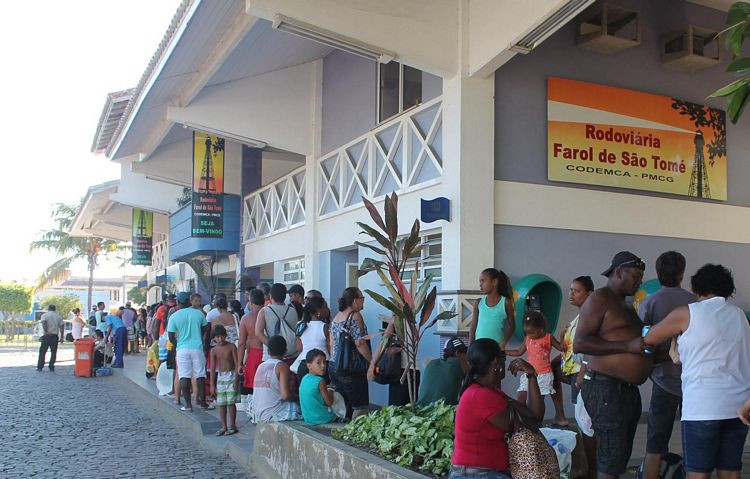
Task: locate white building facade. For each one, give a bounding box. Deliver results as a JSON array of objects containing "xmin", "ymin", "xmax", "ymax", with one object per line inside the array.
[{"xmin": 76, "ymin": 0, "xmax": 749, "ymax": 408}]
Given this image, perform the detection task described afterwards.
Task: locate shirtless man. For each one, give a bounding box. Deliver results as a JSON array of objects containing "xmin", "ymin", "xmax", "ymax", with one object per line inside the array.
[
  {"xmin": 238, "ymin": 289, "xmax": 265, "ymax": 393},
  {"xmin": 574, "ymin": 251, "xmax": 651, "ymax": 479}
]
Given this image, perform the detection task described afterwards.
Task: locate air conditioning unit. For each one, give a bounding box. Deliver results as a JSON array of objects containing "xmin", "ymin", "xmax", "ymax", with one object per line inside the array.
[{"xmin": 576, "ymin": 3, "xmax": 640, "ymax": 55}]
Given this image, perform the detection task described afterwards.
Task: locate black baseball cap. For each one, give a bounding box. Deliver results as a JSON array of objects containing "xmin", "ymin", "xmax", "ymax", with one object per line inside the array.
[
  {"xmin": 444, "ymin": 337, "xmax": 467, "ymax": 356},
  {"xmin": 602, "ymin": 251, "xmax": 645, "ymax": 277}
]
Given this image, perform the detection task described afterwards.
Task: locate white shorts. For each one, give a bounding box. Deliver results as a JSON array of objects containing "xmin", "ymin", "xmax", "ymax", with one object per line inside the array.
[
  {"xmin": 518, "ymin": 371, "xmax": 555, "ymax": 395},
  {"xmin": 176, "ymin": 348, "xmax": 206, "ymax": 379}
]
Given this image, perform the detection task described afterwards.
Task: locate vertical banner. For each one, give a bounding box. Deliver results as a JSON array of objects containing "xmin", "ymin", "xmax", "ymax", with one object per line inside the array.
[
  {"xmin": 191, "ymin": 131, "xmax": 225, "ymax": 237},
  {"xmin": 548, "ymin": 77, "xmax": 727, "ymax": 200},
  {"xmin": 131, "ymin": 208, "xmax": 153, "ymax": 265}
]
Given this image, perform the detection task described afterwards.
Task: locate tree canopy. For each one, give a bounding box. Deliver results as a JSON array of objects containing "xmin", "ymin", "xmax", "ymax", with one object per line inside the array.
[
  {"xmin": 39, "ymin": 294, "xmax": 82, "ymax": 316},
  {"xmin": 0, "ymin": 282, "xmax": 33, "ymax": 316}
]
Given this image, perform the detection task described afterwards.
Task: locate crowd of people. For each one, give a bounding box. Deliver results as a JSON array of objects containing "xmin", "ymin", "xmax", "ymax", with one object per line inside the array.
[
  {"xmin": 450, "ymin": 251, "xmax": 750, "ymax": 479},
  {"xmin": 36, "ymin": 249, "xmax": 750, "ymax": 478}
]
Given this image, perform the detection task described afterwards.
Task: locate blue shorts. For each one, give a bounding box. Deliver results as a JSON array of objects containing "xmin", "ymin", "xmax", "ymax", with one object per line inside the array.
[{"xmin": 681, "ymin": 418, "xmax": 749, "ymax": 473}]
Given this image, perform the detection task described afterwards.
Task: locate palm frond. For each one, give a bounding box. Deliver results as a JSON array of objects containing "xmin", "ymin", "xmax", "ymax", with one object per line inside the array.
[{"xmin": 34, "ymin": 256, "xmax": 75, "ymax": 291}]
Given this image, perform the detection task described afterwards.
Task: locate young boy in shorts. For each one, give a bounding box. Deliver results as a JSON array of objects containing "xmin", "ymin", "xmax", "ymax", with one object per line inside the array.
[{"xmin": 210, "ymin": 324, "xmax": 240, "ymax": 435}]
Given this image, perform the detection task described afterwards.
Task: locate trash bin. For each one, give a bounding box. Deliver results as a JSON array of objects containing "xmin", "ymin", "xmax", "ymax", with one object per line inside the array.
[{"xmin": 74, "ymin": 337, "xmax": 96, "ymax": 378}]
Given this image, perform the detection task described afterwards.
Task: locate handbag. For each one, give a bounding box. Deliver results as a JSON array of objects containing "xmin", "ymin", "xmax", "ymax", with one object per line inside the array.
[
  {"xmin": 373, "ymin": 336, "xmax": 402, "ymax": 385},
  {"xmin": 508, "ymin": 403, "xmax": 560, "ymax": 479},
  {"xmin": 333, "ymin": 313, "xmax": 370, "ymax": 375}
]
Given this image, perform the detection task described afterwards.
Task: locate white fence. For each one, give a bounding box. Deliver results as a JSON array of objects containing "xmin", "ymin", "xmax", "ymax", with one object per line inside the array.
[
  {"xmin": 243, "ymin": 166, "xmax": 306, "ymax": 242},
  {"xmin": 317, "ymin": 96, "xmax": 443, "ymax": 217}
]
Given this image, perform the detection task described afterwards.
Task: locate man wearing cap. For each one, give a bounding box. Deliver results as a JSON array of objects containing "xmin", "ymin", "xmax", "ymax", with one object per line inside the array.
[
  {"xmin": 167, "ymin": 292, "xmax": 211, "ymax": 411},
  {"xmin": 417, "ymin": 337, "xmax": 469, "ymax": 406},
  {"xmin": 574, "ymin": 251, "xmax": 651, "ymax": 478}
]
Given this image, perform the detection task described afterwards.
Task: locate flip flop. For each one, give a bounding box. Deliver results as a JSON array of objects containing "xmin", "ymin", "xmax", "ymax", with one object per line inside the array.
[
  {"xmin": 225, "ymin": 428, "xmax": 238, "ymax": 436},
  {"xmin": 215, "ymin": 428, "xmax": 227, "ymax": 436},
  {"xmin": 180, "ymin": 406, "xmax": 193, "ymax": 412}
]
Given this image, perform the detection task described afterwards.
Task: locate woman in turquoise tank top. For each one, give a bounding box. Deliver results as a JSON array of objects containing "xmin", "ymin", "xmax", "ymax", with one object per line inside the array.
[{"xmin": 470, "ymin": 268, "xmax": 515, "ymax": 349}]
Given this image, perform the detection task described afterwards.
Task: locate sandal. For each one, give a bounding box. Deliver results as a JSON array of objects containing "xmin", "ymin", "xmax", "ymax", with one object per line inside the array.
[
  {"xmin": 180, "ymin": 406, "xmax": 193, "ymax": 412},
  {"xmin": 215, "ymin": 428, "xmax": 227, "ymax": 436},
  {"xmin": 225, "ymin": 428, "xmax": 238, "ymax": 436},
  {"xmin": 201, "ymin": 404, "xmax": 216, "ymax": 410}
]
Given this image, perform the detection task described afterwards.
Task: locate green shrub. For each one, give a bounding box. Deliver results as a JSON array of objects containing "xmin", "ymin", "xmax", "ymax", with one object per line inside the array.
[{"xmin": 332, "ymin": 401, "xmax": 455, "ymax": 476}]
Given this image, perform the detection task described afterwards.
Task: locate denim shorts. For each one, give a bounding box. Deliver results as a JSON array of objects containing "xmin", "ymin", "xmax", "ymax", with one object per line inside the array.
[
  {"xmin": 449, "ymin": 466, "xmax": 512, "ymax": 479},
  {"xmin": 646, "ymin": 383, "xmax": 681, "ymax": 454},
  {"xmin": 581, "ymin": 372, "xmax": 641, "ymax": 476},
  {"xmin": 681, "ymin": 418, "xmax": 749, "ymax": 473}
]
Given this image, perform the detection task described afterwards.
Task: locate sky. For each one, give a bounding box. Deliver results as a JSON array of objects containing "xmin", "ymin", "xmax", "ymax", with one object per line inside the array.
[{"xmin": 0, "ymin": 0, "xmax": 181, "ymax": 284}]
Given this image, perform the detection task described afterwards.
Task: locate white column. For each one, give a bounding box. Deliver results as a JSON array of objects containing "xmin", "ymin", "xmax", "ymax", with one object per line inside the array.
[
  {"xmin": 303, "ymin": 59, "xmax": 324, "ymax": 289},
  {"xmin": 437, "ymin": 2, "xmax": 495, "ymax": 333}
]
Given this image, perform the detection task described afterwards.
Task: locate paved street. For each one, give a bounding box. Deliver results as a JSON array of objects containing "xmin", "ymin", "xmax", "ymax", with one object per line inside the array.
[{"xmin": 0, "ymin": 348, "xmax": 253, "ymax": 478}]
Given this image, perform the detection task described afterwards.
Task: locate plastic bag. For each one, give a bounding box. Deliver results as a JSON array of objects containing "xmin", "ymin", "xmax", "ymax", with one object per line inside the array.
[
  {"xmin": 575, "ymin": 394, "xmax": 594, "ymax": 437},
  {"xmin": 540, "ymin": 428, "xmax": 578, "ymax": 479},
  {"xmin": 156, "ymin": 362, "xmax": 173, "ymax": 396}
]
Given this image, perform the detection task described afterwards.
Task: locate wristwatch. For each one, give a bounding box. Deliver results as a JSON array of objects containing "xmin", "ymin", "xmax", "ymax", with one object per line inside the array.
[{"xmin": 525, "ymin": 372, "xmax": 538, "ymax": 379}]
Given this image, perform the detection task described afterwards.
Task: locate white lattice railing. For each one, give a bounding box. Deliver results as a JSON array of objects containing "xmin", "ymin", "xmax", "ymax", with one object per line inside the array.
[
  {"xmin": 150, "ymin": 239, "xmax": 170, "ymax": 272},
  {"xmin": 317, "ymin": 96, "xmax": 443, "ymax": 217},
  {"xmin": 243, "ymin": 166, "xmax": 306, "ymax": 242}
]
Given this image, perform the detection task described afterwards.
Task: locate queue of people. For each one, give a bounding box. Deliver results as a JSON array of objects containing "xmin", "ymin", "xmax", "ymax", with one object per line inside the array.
[{"xmin": 453, "ymin": 251, "xmax": 750, "ymax": 479}]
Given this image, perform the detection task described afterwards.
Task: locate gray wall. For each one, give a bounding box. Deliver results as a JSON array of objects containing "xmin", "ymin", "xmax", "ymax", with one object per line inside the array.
[
  {"xmin": 495, "ymin": 0, "xmax": 750, "ymax": 206},
  {"xmin": 321, "ymin": 50, "xmax": 377, "ymax": 155},
  {"xmin": 495, "ymin": 223, "xmax": 750, "ymax": 414}
]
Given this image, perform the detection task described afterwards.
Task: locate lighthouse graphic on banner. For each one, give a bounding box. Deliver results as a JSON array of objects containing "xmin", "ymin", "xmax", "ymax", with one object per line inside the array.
[{"xmin": 191, "ymin": 131, "xmax": 225, "ymax": 238}]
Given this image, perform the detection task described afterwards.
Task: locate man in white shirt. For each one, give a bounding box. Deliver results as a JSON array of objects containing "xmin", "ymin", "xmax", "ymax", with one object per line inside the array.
[{"xmin": 37, "ymin": 305, "xmax": 64, "ymax": 371}]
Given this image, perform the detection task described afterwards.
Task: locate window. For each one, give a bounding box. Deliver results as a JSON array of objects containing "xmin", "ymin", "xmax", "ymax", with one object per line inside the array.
[
  {"xmin": 282, "ymin": 258, "xmax": 305, "ymax": 287},
  {"xmin": 402, "ymin": 233, "xmax": 442, "ymax": 282},
  {"xmin": 378, "ymin": 62, "xmax": 423, "ymax": 123}
]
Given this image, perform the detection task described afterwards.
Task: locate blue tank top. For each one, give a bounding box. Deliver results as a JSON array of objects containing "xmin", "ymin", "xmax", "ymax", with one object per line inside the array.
[{"xmin": 476, "ymin": 296, "xmax": 508, "ymax": 343}]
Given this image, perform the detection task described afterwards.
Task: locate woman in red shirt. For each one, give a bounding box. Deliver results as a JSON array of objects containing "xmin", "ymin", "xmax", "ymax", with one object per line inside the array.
[{"xmin": 450, "ymin": 338, "xmax": 544, "ymax": 478}]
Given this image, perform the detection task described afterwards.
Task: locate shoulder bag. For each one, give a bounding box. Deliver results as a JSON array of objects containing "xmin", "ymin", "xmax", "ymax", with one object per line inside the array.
[
  {"xmin": 507, "ymin": 402, "xmax": 560, "ymax": 479},
  {"xmin": 373, "ymin": 335, "xmax": 402, "ymax": 385},
  {"xmin": 333, "ymin": 313, "xmax": 370, "ymax": 375}
]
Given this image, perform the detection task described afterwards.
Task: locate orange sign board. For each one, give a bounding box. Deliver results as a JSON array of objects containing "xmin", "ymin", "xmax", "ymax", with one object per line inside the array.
[{"xmin": 547, "ymin": 78, "xmax": 727, "ymax": 200}]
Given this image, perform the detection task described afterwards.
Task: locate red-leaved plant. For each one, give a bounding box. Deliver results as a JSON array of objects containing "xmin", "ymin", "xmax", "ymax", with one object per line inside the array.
[{"xmin": 356, "ymin": 192, "xmax": 457, "ymax": 407}]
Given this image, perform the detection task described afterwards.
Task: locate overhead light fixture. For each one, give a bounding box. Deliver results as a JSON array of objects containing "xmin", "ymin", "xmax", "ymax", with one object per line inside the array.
[
  {"xmin": 180, "ymin": 121, "xmax": 267, "ymax": 149},
  {"xmin": 510, "ymin": 0, "xmax": 594, "ymax": 53},
  {"xmin": 272, "ymin": 14, "xmax": 396, "ymax": 63}
]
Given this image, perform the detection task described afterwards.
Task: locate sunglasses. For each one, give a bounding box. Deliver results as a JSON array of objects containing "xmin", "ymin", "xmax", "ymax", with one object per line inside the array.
[{"xmin": 619, "ymin": 259, "xmax": 645, "ymax": 270}]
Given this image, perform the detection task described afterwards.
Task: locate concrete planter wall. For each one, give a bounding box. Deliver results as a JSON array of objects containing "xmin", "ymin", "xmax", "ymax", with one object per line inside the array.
[{"xmin": 251, "ymin": 422, "xmax": 429, "ymax": 479}]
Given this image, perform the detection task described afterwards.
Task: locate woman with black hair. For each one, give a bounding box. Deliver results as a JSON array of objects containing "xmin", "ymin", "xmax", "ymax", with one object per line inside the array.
[
  {"xmin": 451, "ymin": 338, "xmax": 543, "ymax": 478},
  {"xmin": 329, "ymin": 287, "xmax": 372, "ymax": 420},
  {"xmin": 291, "ymin": 297, "xmax": 330, "ymax": 383},
  {"xmin": 644, "ymin": 264, "xmax": 750, "ymax": 477}
]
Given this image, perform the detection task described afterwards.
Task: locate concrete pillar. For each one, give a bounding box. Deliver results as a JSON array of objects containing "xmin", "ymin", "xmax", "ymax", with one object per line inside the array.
[
  {"xmin": 437, "ymin": 2, "xmax": 495, "ymax": 334},
  {"xmin": 303, "ymin": 59, "xmax": 324, "ymax": 289}
]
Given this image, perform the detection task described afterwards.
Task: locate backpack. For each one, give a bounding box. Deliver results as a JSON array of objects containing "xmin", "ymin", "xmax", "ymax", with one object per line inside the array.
[
  {"xmin": 267, "ymin": 305, "xmax": 298, "ymax": 356},
  {"xmin": 88, "ymin": 313, "xmax": 97, "ymax": 327},
  {"xmin": 636, "ymin": 453, "xmax": 685, "ymax": 479}
]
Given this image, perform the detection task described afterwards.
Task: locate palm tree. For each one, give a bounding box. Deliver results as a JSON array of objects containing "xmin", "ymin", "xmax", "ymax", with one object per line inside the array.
[{"xmin": 30, "ymin": 202, "xmax": 128, "ymax": 311}]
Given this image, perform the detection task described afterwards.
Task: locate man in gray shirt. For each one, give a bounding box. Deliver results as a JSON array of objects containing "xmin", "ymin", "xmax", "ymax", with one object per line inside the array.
[
  {"xmin": 37, "ymin": 305, "xmax": 64, "ymax": 371},
  {"xmin": 638, "ymin": 251, "xmax": 696, "ymax": 479}
]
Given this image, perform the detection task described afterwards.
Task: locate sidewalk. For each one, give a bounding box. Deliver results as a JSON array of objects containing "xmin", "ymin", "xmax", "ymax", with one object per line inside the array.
[
  {"xmin": 110, "ymin": 352, "xmax": 750, "ymax": 478},
  {"xmin": 110, "ymin": 353, "xmax": 256, "ymax": 474}
]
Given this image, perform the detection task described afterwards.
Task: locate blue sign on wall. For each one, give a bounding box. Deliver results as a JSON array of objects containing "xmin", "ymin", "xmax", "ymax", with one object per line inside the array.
[{"xmin": 421, "ymin": 197, "xmax": 450, "ymax": 223}]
